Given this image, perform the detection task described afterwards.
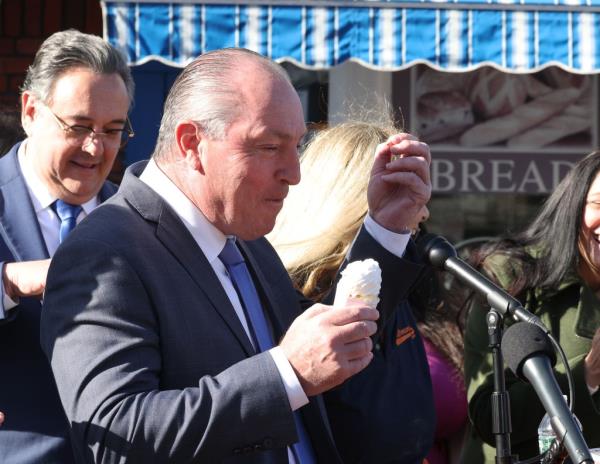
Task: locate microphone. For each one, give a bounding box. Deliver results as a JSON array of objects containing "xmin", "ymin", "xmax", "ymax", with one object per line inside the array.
[
  {"xmin": 417, "ymin": 234, "xmax": 541, "ymax": 325},
  {"xmin": 502, "ymin": 322, "xmax": 593, "ymax": 464}
]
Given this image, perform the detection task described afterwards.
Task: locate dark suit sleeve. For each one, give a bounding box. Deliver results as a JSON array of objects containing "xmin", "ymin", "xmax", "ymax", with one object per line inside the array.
[
  {"xmin": 41, "ymin": 237, "xmax": 297, "ymax": 463},
  {"xmin": 321, "ymin": 225, "xmax": 434, "ymax": 462},
  {"xmin": 325, "ymin": 224, "xmax": 425, "ymax": 337}
]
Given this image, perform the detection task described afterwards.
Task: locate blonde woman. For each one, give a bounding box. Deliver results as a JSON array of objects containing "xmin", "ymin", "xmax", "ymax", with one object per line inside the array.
[{"xmin": 269, "ymin": 121, "xmax": 442, "ymax": 463}]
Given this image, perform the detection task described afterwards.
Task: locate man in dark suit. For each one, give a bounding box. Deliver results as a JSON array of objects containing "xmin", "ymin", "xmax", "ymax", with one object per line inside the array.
[
  {"xmin": 41, "ymin": 48, "xmax": 432, "ymax": 463},
  {"xmin": 0, "ymin": 30, "xmax": 134, "ymax": 463}
]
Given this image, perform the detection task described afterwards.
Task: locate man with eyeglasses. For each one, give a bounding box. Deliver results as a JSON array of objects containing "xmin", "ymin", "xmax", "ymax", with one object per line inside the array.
[{"xmin": 0, "ymin": 29, "xmax": 134, "ymax": 464}]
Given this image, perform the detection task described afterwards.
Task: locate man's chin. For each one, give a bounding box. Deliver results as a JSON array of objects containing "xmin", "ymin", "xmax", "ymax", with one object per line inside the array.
[
  {"xmin": 238, "ymin": 222, "xmax": 277, "ymax": 241},
  {"xmin": 58, "ymin": 182, "xmax": 101, "ymax": 205}
]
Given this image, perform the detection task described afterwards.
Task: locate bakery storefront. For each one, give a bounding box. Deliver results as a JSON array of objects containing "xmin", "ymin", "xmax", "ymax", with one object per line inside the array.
[{"xmin": 102, "ymin": 0, "xmax": 600, "ymax": 243}]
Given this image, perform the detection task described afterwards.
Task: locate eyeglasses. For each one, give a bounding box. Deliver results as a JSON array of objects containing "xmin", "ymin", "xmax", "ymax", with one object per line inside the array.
[{"xmin": 46, "ymin": 106, "xmax": 135, "ymax": 149}]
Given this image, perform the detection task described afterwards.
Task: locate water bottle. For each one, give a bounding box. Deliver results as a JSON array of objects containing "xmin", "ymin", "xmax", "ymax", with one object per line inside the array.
[
  {"xmin": 537, "ymin": 396, "xmax": 582, "ymax": 463},
  {"xmin": 537, "ymin": 411, "xmax": 555, "ymax": 455}
]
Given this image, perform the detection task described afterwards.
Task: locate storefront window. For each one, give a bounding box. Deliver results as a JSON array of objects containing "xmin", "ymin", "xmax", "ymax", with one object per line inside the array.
[
  {"xmin": 427, "ymin": 193, "xmax": 546, "ymax": 245},
  {"xmin": 281, "ymin": 62, "xmax": 596, "ymax": 246},
  {"xmin": 407, "ymin": 64, "xmax": 597, "ymax": 244}
]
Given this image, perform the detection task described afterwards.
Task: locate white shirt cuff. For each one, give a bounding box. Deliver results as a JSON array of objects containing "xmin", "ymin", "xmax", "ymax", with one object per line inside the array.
[
  {"xmin": 269, "ymin": 346, "xmax": 309, "ymax": 411},
  {"xmin": 0, "ymin": 262, "xmax": 19, "ymax": 318},
  {"xmin": 363, "ymin": 213, "xmax": 410, "ymax": 258}
]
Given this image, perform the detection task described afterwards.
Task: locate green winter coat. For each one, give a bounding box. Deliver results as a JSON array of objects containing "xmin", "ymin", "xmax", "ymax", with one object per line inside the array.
[{"xmin": 463, "ymin": 251, "xmax": 600, "ymax": 463}]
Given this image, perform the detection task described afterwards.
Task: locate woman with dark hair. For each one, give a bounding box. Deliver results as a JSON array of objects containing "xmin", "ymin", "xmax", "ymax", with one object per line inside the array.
[{"xmin": 463, "ymin": 151, "xmax": 600, "ymax": 463}]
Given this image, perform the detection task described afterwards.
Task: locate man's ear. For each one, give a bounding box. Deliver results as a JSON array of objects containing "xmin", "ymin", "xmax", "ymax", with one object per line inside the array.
[
  {"xmin": 21, "ymin": 91, "xmax": 38, "ymax": 136},
  {"xmin": 174, "ymin": 121, "xmax": 203, "ymax": 172}
]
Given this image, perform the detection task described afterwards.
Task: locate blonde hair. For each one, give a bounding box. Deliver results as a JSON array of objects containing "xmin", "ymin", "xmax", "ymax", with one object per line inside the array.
[{"xmin": 268, "ymin": 120, "xmax": 398, "ymax": 300}]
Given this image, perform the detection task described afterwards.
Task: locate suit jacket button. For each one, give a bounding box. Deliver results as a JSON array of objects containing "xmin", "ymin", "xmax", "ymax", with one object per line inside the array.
[{"xmin": 263, "ymin": 438, "xmax": 274, "ymax": 449}]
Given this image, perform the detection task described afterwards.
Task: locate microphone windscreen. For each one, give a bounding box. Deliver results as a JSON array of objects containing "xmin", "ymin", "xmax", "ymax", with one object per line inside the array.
[
  {"xmin": 415, "ymin": 233, "xmax": 456, "ymax": 269},
  {"xmin": 501, "ymin": 322, "xmax": 556, "ymax": 381}
]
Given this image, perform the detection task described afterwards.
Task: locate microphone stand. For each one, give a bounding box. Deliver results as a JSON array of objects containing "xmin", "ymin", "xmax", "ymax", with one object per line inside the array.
[
  {"xmin": 487, "ymin": 308, "xmax": 518, "ymax": 464},
  {"xmin": 417, "ymin": 235, "xmax": 591, "ymax": 463}
]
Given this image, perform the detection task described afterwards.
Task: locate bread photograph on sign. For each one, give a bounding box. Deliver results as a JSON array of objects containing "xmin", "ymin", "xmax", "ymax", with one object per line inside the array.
[{"xmin": 414, "ymin": 65, "xmax": 592, "ymax": 149}]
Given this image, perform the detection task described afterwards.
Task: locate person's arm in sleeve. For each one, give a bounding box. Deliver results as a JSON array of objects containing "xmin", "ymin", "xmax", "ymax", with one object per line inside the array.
[
  {"xmin": 40, "ymin": 237, "xmax": 297, "ymax": 463},
  {"xmin": 318, "ymin": 224, "xmax": 430, "ymax": 464},
  {"xmin": 315, "ymin": 132, "xmax": 432, "ymax": 463},
  {"xmin": 0, "ymin": 259, "xmax": 50, "ymax": 322},
  {"xmin": 322, "ymin": 132, "xmax": 432, "ymax": 325},
  {"xmin": 584, "ymin": 328, "xmax": 600, "ymax": 399}
]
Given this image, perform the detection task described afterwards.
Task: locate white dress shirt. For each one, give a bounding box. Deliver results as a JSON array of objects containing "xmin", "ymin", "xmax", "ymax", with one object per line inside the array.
[
  {"xmin": 139, "ymin": 158, "xmax": 413, "ymax": 462},
  {"xmin": 139, "ymin": 159, "xmax": 311, "ymax": 410}
]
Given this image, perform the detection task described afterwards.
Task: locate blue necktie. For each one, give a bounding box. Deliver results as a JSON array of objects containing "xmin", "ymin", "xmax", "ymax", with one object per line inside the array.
[
  {"xmin": 54, "ymin": 200, "xmax": 82, "ymax": 243},
  {"xmin": 219, "ymin": 238, "xmax": 316, "ymax": 464}
]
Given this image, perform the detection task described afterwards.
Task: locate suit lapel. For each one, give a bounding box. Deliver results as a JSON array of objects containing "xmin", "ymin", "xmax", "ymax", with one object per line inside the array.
[
  {"xmin": 0, "ymin": 144, "xmax": 49, "ymax": 260},
  {"xmin": 155, "ymin": 214, "xmax": 256, "ymax": 356},
  {"xmin": 238, "ymin": 241, "xmax": 343, "ymax": 462},
  {"xmin": 120, "ymin": 163, "xmax": 340, "ymax": 461},
  {"xmin": 120, "ymin": 163, "xmax": 255, "ymax": 356},
  {"xmin": 238, "ymin": 240, "xmax": 297, "ymax": 343}
]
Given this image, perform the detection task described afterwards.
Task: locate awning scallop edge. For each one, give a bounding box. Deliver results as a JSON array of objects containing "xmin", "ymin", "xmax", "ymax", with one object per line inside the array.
[{"xmin": 102, "ymin": 1, "xmax": 600, "ymax": 73}]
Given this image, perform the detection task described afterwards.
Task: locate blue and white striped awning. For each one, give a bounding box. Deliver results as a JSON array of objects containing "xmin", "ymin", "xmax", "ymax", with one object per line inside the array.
[{"xmin": 102, "ymin": 0, "xmax": 600, "ymax": 73}]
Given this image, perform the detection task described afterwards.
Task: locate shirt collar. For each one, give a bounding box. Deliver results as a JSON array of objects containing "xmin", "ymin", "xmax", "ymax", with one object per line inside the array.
[
  {"xmin": 17, "ymin": 139, "xmax": 99, "ymax": 214},
  {"xmin": 139, "ymin": 158, "xmax": 229, "ymax": 264}
]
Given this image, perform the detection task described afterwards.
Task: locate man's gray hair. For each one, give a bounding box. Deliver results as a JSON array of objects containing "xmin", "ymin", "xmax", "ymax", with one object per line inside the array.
[
  {"xmin": 153, "ymin": 48, "xmax": 291, "ymax": 161},
  {"xmin": 22, "ymin": 29, "xmax": 134, "ymax": 105}
]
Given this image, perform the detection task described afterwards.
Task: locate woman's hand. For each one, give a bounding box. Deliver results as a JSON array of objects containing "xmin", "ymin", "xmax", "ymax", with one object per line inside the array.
[{"xmin": 584, "ymin": 327, "xmax": 600, "ymax": 390}]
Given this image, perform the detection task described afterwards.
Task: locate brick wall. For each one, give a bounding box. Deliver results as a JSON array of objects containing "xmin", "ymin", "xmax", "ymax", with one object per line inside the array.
[{"xmin": 0, "ymin": 0, "xmax": 102, "ymax": 109}]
